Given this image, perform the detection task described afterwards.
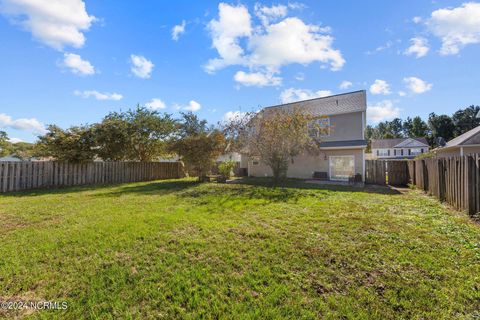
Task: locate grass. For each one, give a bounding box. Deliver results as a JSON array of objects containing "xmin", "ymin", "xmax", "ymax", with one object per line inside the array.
[{"xmin": 0, "ymin": 178, "xmax": 479, "ymax": 319}]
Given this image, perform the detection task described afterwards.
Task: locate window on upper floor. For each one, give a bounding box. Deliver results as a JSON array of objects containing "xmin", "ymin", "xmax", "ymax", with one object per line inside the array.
[{"xmin": 308, "ymin": 116, "xmax": 330, "ymax": 138}]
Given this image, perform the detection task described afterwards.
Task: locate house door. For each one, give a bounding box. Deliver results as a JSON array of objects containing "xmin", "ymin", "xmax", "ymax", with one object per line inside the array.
[{"xmin": 329, "ymin": 156, "xmax": 355, "ymax": 181}]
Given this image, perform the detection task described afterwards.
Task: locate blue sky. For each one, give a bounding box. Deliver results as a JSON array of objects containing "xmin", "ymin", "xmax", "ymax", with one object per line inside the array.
[{"xmin": 0, "ymin": 0, "xmax": 479, "ymax": 142}]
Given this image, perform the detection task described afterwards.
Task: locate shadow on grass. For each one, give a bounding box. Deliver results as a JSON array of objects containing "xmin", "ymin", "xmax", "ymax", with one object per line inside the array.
[
  {"xmin": 230, "ymin": 177, "xmax": 403, "ymax": 195},
  {"xmin": 176, "ymin": 184, "xmax": 315, "ymax": 204},
  {"xmin": 0, "ymin": 179, "xmax": 198, "ymax": 198},
  {"xmin": 95, "ymin": 180, "xmax": 200, "ymax": 197}
]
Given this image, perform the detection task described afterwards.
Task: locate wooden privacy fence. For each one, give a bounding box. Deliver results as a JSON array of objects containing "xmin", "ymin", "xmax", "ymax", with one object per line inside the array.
[
  {"xmin": 408, "ymin": 155, "xmax": 480, "ymax": 216},
  {"xmin": 365, "ymin": 160, "xmax": 409, "ymax": 186},
  {"xmin": 0, "ymin": 161, "xmax": 185, "ymax": 193},
  {"xmin": 366, "ymin": 156, "xmax": 480, "ymax": 216}
]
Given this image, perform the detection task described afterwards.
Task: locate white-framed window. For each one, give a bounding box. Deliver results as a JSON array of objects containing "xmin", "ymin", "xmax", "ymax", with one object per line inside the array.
[
  {"xmin": 308, "ymin": 116, "xmax": 330, "ymax": 138},
  {"xmin": 410, "ymin": 148, "xmax": 423, "ymax": 156},
  {"xmin": 377, "ymin": 149, "xmax": 389, "ymax": 157}
]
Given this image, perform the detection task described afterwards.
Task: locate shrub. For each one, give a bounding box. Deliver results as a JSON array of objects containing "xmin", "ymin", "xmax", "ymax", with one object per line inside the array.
[{"xmin": 218, "ymin": 160, "xmax": 236, "ymax": 179}]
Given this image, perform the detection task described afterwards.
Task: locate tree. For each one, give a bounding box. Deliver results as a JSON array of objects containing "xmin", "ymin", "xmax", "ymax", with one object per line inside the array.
[
  {"xmin": 35, "ymin": 125, "xmax": 96, "ymax": 162},
  {"xmin": 386, "ymin": 118, "xmax": 404, "ymax": 138},
  {"xmin": 7, "ymin": 142, "xmax": 36, "ymax": 160},
  {"xmin": 94, "ymin": 106, "xmax": 177, "ymax": 161},
  {"xmin": 451, "ymin": 105, "xmax": 480, "ymax": 137},
  {"xmin": 169, "ymin": 113, "xmax": 225, "ymax": 181},
  {"xmin": 93, "ymin": 114, "xmax": 130, "ymax": 161},
  {"xmin": 0, "ymin": 131, "xmax": 8, "ymax": 157},
  {"xmin": 403, "ymin": 116, "xmax": 429, "ymax": 138},
  {"xmin": 225, "ymin": 107, "xmax": 323, "ymax": 185},
  {"xmin": 428, "ymin": 113, "xmax": 455, "ymax": 146}
]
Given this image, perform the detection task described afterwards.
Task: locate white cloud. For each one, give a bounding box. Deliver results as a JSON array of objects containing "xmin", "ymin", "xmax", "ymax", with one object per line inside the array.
[
  {"xmin": 294, "ymin": 72, "xmax": 305, "ymax": 81},
  {"xmin": 205, "ymin": 3, "xmax": 344, "ymax": 80},
  {"xmin": 403, "ymin": 76, "xmax": 432, "ymax": 94},
  {"xmin": 0, "ymin": 113, "xmax": 47, "ymax": 135},
  {"xmin": 367, "ymin": 100, "xmax": 400, "ymax": 123},
  {"xmin": 412, "ymin": 16, "xmax": 422, "ymax": 24},
  {"xmin": 369, "ymin": 79, "xmax": 391, "ymax": 95},
  {"xmin": 205, "ymin": 3, "xmax": 252, "ymax": 73},
  {"xmin": 339, "ymin": 80, "xmax": 352, "ymax": 89},
  {"xmin": 404, "ymin": 37, "xmax": 429, "ymax": 58},
  {"xmin": 62, "ymin": 53, "xmax": 95, "ymax": 75},
  {"xmin": 74, "ymin": 90, "xmax": 122, "ymax": 101},
  {"xmin": 145, "ymin": 98, "xmax": 166, "ymax": 110},
  {"xmin": 365, "ymin": 40, "xmax": 394, "ymax": 55},
  {"xmin": 280, "ymin": 88, "xmax": 332, "ymax": 104},
  {"xmin": 8, "ymin": 137, "xmax": 24, "ymax": 143},
  {"xmin": 254, "ymin": 4, "xmax": 288, "ymax": 26},
  {"xmin": 398, "ymin": 91, "xmax": 407, "ymax": 97},
  {"xmin": 223, "ymin": 110, "xmax": 247, "ymax": 122},
  {"xmin": 0, "ymin": 0, "xmax": 95, "ymax": 50},
  {"xmin": 248, "ymin": 17, "xmax": 344, "ymax": 71},
  {"xmin": 130, "ymin": 54, "xmax": 154, "ymax": 79},
  {"xmin": 183, "ymin": 100, "xmax": 201, "ymax": 112},
  {"xmin": 172, "ymin": 20, "xmax": 186, "ymax": 41},
  {"xmin": 234, "ymin": 70, "xmax": 281, "ymax": 87},
  {"xmin": 427, "ymin": 2, "xmax": 480, "ymax": 55}
]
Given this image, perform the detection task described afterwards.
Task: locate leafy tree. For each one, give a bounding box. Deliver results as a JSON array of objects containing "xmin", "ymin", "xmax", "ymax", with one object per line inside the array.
[
  {"xmin": 35, "ymin": 125, "xmax": 96, "ymax": 162},
  {"xmin": 177, "ymin": 112, "xmax": 209, "ymax": 137},
  {"xmin": 225, "ymin": 107, "xmax": 322, "ymax": 185},
  {"xmin": 428, "ymin": 113, "xmax": 455, "ymax": 146},
  {"xmin": 0, "ymin": 131, "xmax": 8, "ymax": 157},
  {"xmin": 386, "ymin": 118, "xmax": 404, "ymax": 138},
  {"xmin": 169, "ymin": 113, "xmax": 225, "ymax": 181},
  {"xmin": 94, "ymin": 106, "xmax": 177, "ymax": 161},
  {"xmin": 93, "ymin": 115, "xmax": 130, "ymax": 161},
  {"xmin": 451, "ymin": 105, "xmax": 480, "ymax": 137},
  {"xmin": 403, "ymin": 116, "xmax": 429, "ymax": 138},
  {"xmin": 7, "ymin": 142, "xmax": 36, "ymax": 160}
]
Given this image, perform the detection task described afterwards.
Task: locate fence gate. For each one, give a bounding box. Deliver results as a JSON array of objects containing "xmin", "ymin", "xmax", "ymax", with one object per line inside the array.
[{"xmin": 365, "ymin": 160, "xmax": 409, "ymax": 186}]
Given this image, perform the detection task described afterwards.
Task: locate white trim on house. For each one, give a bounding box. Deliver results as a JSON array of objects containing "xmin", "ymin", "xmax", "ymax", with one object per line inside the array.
[
  {"xmin": 329, "ymin": 155, "xmax": 355, "ymax": 181},
  {"xmin": 362, "ymin": 149, "xmax": 365, "ymax": 182},
  {"xmin": 436, "ymin": 143, "xmax": 480, "ymax": 151},
  {"xmin": 320, "ymin": 146, "xmax": 365, "ymax": 150}
]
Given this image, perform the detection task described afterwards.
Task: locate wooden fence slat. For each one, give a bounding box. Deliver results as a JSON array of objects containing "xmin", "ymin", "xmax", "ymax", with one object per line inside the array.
[{"xmin": 0, "ymin": 161, "xmax": 184, "ymax": 193}]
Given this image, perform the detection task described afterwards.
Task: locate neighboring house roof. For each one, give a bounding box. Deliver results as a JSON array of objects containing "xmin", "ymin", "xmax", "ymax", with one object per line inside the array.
[
  {"xmin": 444, "ymin": 125, "xmax": 480, "ymax": 148},
  {"xmin": 263, "ymin": 90, "xmax": 367, "ymax": 116},
  {"xmin": 320, "ymin": 140, "xmax": 368, "ymax": 148},
  {"xmin": 0, "ymin": 155, "xmax": 21, "ymax": 161},
  {"xmin": 371, "ymin": 137, "xmax": 428, "ymax": 149}
]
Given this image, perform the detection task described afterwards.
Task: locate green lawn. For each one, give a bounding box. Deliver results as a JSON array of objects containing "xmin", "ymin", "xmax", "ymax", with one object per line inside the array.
[{"xmin": 0, "ymin": 178, "xmax": 479, "ymax": 319}]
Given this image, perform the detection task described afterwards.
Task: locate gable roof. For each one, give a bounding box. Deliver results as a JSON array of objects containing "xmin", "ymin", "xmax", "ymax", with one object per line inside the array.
[
  {"xmin": 444, "ymin": 125, "xmax": 480, "ymax": 147},
  {"xmin": 263, "ymin": 90, "xmax": 367, "ymax": 116},
  {"xmin": 371, "ymin": 137, "xmax": 429, "ymax": 149}
]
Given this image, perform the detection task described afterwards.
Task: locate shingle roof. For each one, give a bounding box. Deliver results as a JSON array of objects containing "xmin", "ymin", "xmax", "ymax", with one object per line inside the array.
[
  {"xmin": 264, "ymin": 90, "xmax": 367, "ymax": 116},
  {"xmin": 445, "ymin": 125, "xmax": 480, "ymax": 147},
  {"xmin": 371, "ymin": 137, "xmax": 428, "ymax": 149}
]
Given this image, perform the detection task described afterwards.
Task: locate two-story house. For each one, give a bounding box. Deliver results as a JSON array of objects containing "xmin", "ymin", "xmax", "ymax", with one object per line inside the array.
[
  {"xmin": 371, "ymin": 137, "xmax": 429, "ymax": 159},
  {"xmin": 241, "ymin": 90, "xmax": 368, "ymax": 181}
]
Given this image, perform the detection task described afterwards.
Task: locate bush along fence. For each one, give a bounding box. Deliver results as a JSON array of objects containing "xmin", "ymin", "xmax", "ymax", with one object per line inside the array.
[
  {"xmin": 408, "ymin": 155, "xmax": 480, "ymax": 216},
  {"xmin": 0, "ymin": 161, "xmax": 185, "ymax": 193}
]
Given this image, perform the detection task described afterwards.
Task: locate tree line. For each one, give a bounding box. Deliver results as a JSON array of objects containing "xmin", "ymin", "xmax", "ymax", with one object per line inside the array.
[
  {"xmin": 366, "ymin": 105, "xmax": 479, "ymax": 147},
  {"xmin": 0, "ymin": 107, "xmax": 227, "ymax": 180},
  {"xmin": 1, "ymin": 104, "xmax": 478, "ymax": 183}
]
